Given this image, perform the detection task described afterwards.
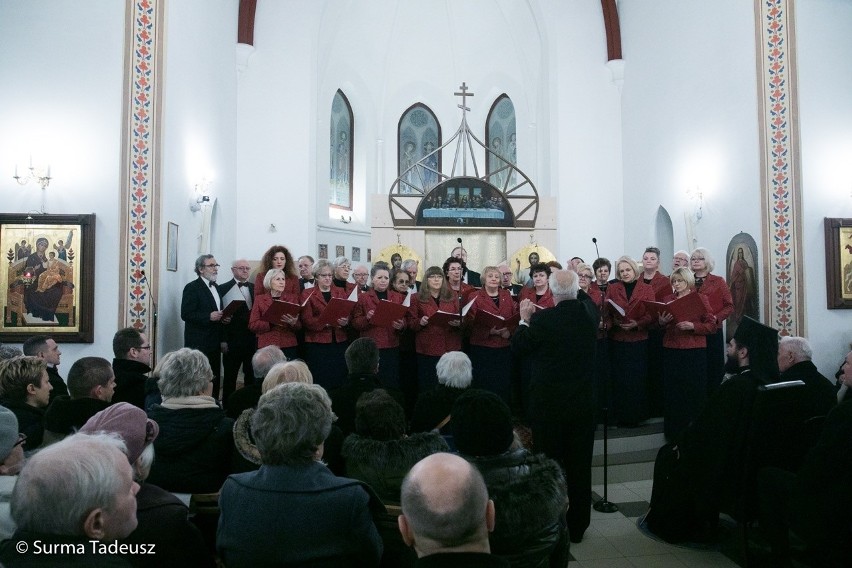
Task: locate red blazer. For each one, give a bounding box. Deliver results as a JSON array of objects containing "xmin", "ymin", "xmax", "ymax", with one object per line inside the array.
[
  {"xmin": 300, "ymin": 287, "xmax": 350, "ymax": 344},
  {"xmin": 604, "ymin": 280, "xmax": 656, "ymax": 342},
  {"xmin": 659, "ymin": 292, "xmax": 716, "ymax": 349},
  {"xmin": 519, "ymin": 285, "xmax": 555, "ymax": 308},
  {"xmin": 696, "ymin": 273, "xmax": 734, "ymax": 331},
  {"xmin": 253, "ymin": 271, "xmax": 299, "ymax": 298},
  {"xmin": 248, "ymin": 291, "xmax": 301, "ymax": 349},
  {"xmin": 583, "ymin": 285, "xmax": 607, "ymax": 339},
  {"xmin": 351, "ymin": 289, "xmax": 407, "ymax": 349},
  {"xmin": 409, "ymin": 295, "xmax": 462, "ymax": 356},
  {"xmin": 466, "ymin": 288, "xmax": 519, "ymax": 348},
  {"xmin": 643, "ymin": 272, "xmax": 672, "ymax": 302},
  {"xmin": 450, "ymin": 283, "xmax": 477, "ymax": 307}
]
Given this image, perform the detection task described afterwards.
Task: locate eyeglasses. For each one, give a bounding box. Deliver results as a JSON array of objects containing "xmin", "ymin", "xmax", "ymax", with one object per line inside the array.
[
  {"xmin": 138, "ymin": 345, "xmax": 152, "ymax": 350},
  {"xmin": 204, "ymin": 263, "xmax": 220, "ymax": 268},
  {"xmin": 232, "ymin": 266, "xmax": 251, "ymax": 271},
  {"xmin": 13, "ymin": 433, "xmax": 26, "ymax": 448},
  {"xmin": 353, "ymin": 273, "xmax": 368, "ymax": 278},
  {"xmin": 578, "ymin": 274, "xmax": 592, "ymax": 279},
  {"xmin": 501, "ymin": 272, "xmax": 512, "ymax": 277},
  {"xmin": 317, "ymin": 273, "xmax": 333, "ymax": 278}
]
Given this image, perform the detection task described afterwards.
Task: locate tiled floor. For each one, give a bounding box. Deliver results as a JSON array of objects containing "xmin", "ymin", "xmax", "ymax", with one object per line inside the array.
[{"xmin": 569, "ymin": 480, "xmax": 743, "ymax": 568}]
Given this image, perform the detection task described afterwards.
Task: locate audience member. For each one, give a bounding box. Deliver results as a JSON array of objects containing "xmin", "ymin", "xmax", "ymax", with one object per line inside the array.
[
  {"xmin": 452, "ymin": 389, "xmax": 569, "ymax": 566},
  {"xmin": 80, "ymin": 403, "xmax": 213, "ymax": 568},
  {"xmin": 225, "ymin": 345, "xmax": 286, "ymax": 420},
  {"xmin": 331, "ymin": 338, "xmax": 405, "ymax": 436},
  {"xmin": 0, "ymin": 356, "xmax": 51, "ymax": 451},
  {"xmin": 0, "ymin": 344, "xmax": 23, "ymax": 360},
  {"xmin": 342, "ymin": 389, "xmax": 447, "ymax": 503},
  {"xmin": 646, "ymin": 316, "xmax": 779, "ymax": 543},
  {"xmin": 511, "ymin": 269, "xmax": 597, "ymax": 543},
  {"xmin": 0, "ymin": 407, "xmax": 25, "ymax": 540},
  {"xmin": 398, "ymin": 452, "xmax": 507, "ymax": 566},
  {"xmin": 217, "ymin": 382, "xmax": 383, "ymax": 566},
  {"xmin": 776, "ymin": 336, "xmax": 837, "ymax": 416},
  {"xmin": 0, "ymin": 433, "xmax": 139, "ymax": 566},
  {"xmin": 111, "ymin": 327, "xmax": 152, "ymax": 409},
  {"xmin": 22, "ymin": 335, "xmax": 68, "ymax": 403},
  {"xmin": 146, "ymin": 348, "xmax": 234, "ymax": 493},
  {"xmin": 43, "ymin": 356, "xmax": 115, "ymax": 444},
  {"xmin": 411, "ymin": 351, "xmax": 472, "ymax": 435}
]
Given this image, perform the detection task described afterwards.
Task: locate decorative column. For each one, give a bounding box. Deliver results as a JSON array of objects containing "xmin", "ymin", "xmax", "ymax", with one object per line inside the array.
[
  {"xmin": 755, "ymin": 0, "xmax": 805, "ymax": 336},
  {"xmin": 119, "ymin": 0, "xmax": 164, "ymax": 331}
]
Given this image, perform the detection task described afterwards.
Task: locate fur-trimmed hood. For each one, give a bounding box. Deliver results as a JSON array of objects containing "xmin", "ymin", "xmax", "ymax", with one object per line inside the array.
[{"xmin": 233, "ymin": 408, "xmax": 261, "ymax": 466}]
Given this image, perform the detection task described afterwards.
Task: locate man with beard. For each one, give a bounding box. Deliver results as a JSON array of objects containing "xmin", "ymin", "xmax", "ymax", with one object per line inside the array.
[{"xmin": 646, "ymin": 316, "xmax": 779, "ymax": 543}]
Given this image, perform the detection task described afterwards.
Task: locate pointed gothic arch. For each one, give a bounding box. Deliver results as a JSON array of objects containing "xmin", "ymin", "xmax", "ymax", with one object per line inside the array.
[
  {"xmin": 397, "ymin": 103, "xmax": 442, "ymax": 194},
  {"xmin": 485, "ymin": 94, "xmax": 517, "ymax": 189},
  {"xmin": 329, "ymin": 89, "xmax": 353, "ymax": 210}
]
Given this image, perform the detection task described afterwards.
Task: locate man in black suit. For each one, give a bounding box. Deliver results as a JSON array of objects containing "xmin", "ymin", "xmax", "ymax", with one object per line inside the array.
[
  {"xmin": 181, "ymin": 254, "xmax": 225, "ymax": 400},
  {"xmin": 511, "ymin": 269, "xmax": 598, "ymax": 543},
  {"xmin": 402, "ymin": 259, "xmax": 421, "ymax": 292},
  {"xmin": 297, "ymin": 255, "xmax": 315, "ymax": 291},
  {"xmin": 218, "ymin": 258, "xmax": 257, "ymax": 407},
  {"xmin": 451, "ymin": 246, "xmax": 481, "ymax": 287}
]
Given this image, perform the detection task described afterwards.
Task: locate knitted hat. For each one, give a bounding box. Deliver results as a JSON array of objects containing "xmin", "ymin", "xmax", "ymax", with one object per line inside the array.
[
  {"xmin": 79, "ymin": 402, "xmax": 159, "ymax": 464},
  {"xmin": 0, "ymin": 406, "xmax": 20, "ymax": 459},
  {"xmin": 451, "ymin": 389, "xmax": 514, "ymax": 457}
]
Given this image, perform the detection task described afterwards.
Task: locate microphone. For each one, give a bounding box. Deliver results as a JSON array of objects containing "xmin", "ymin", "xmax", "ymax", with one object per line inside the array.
[{"xmin": 592, "ymin": 237, "xmax": 600, "ymax": 259}]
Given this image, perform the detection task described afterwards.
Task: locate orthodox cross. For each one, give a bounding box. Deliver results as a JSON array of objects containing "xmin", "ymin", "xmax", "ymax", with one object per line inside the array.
[{"xmin": 454, "ymin": 82, "xmax": 474, "ymax": 115}]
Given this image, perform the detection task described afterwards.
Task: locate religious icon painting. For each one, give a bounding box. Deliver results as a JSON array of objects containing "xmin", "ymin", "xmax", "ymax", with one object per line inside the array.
[
  {"xmin": 367, "ymin": 248, "xmax": 372, "ymax": 262},
  {"xmin": 318, "ymin": 244, "xmax": 328, "ymax": 259},
  {"xmin": 336, "ymin": 245, "xmax": 345, "ymax": 258},
  {"xmin": 0, "ymin": 214, "xmax": 96, "ymax": 342},
  {"xmin": 352, "ymin": 247, "xmax": 360, "ymax": 262}
]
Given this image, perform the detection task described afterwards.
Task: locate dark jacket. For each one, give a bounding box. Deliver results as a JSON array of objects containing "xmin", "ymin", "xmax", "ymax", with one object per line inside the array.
[
  {"xmin": 217, "ymin": 279, "xmax": 257, "ymax": 351},
  {"xmin": 146, "ymin": 405, "xmax": 234, "ymax": 493},
  {"xmin": 225, "ymin": 383, "xmax": 262, "ymax": 420},
  {"xmin": 466, "ymin": 449, "xmax": 568, "ymax": 568},
  {"xmin": 43, "ymin": 396, "xmax": 111, "ymax": 436},
  {"xmin": 121, "ymin": 482, "xmax": 213, "ymax": 568},
  {"xmin": 181, "ymin": 277, "xmax": 223, "ymax": 351},
  {"xmin": 0, "ymin": 530, "xmax": 131, "ymax": 567},
  {"xmin": 415, "ymin": 552, "xmax": 509, "ymax": 567},
  {"xmin": 46, "ymin": 366, "xmax": 68, "ymax": 405},
  {"xmin": 342, "ymin": 432, "xmax": 448, "ymax": 503},
  {"xmin": 112, "ymin": 358, "xmax": 151, "ymax": 410},
  {"xmin": 410, "ymin": 384, "xmax": 468, "ymax": 434},
  {"xmin": 330, "ymin": 374, "xmax": 406, "ymax": 436},
  {"xmin": 217, "ymin": 461, "xmax": 383, "ymax": 567},
  {"xmin": 778, "ymin": 360, "xmax": 837, "ymax": 419},
  {"xmin": 0, "ymin": 399, "xmax": 46, "ymax": 452}
]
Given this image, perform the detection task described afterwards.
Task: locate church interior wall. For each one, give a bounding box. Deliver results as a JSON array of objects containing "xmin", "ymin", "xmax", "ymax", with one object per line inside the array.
[
  {"xmin": 795, "ymin": 0, "xmax": 852, "ymax": 377},
  {"xmin": 0, "ymin": 0, "xmax": 126, "ymax": 363}
]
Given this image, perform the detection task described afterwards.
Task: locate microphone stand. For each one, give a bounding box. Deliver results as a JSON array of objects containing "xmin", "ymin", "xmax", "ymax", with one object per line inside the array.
[
  {"xmin": 591, "ymin": 237, "xmax": 618, "ymax": 514},
  {"xmin": 140, "ymin": 270, "xmax": 158, "ymax": 368}
]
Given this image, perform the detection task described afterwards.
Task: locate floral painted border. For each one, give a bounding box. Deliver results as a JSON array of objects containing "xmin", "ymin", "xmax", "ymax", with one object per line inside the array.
[
  {"xmin": 121, "ymin": 0, "xmax": 162, "ymax": 331},
  {"xmin": 756, "ymin": 0, "xmax": 804, "ymax": 336}
]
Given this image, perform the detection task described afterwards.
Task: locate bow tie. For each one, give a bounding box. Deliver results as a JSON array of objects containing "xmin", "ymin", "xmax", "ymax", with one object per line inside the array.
[
  {"xmin": 237, "ymin": 282, "xmax": 248, "ymax": 288},
  {"xmin": 208, "ymin": 281, "xmax": 216, "ymax": 288}
]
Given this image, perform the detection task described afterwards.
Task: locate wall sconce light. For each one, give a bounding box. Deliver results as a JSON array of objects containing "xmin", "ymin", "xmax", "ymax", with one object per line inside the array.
[
  {"xmin": 13, "ymin": 162, "xmax": 51, "ymax": 190},
  {"xmin": 687, "ymin": 185, "xmax": 704, "ymax": 223},
  {"xmin": 340, "ymin": 215, "xmax": 352, "ymax": 224},
  {"xmin": 190, "ymin": 179, "xmax": 212, "ymax": 213}
]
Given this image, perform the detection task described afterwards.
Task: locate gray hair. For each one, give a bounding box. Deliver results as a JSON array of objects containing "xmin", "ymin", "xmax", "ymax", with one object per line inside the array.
[
  {"xmin": 263, "ymin": 268, "xmax": 285, "ymax": 290},
  {"xmin": 436, "ymin": 352, "xmax": 472, "ymax": 388},
  {"xmin": 133, "ymin": 443, "xmax": 156, "ymax": 483},
  {"xmin": 261, "ymin": 360, "xmax": 313, "ymax": 393},
  {"xmin": 11, "ymin": 433, "xmax": 128, "ymax": 536},
  {"xmin": 194, "ymin": 254, "xmax": 215, "ymax": 276},
  {"xmin": 252, "ymin": 346, "xmax": 287, "ymax": 379},
  {"xmin": 252, "ymin": 382, "xmax": 333, "ymax": 466},
  {"xmin": 401, "ymin": 259, "xmax": 418, "ymax": 271},
  {"xmin": 331, "ymin": 256, "xmax": 351, "ymax": 271},
  {"xmin": 0, "ymin": 343, "xmax": 23, "ymax": 360},
  {"xmin": 549, "ymin": 270, "xmax": 579, "ymax": 301},
  {"xmin": 155, "ymin": 348, "xmax": 211, "ymax": 398},
  {"xmin": 779, "ymin": 336, "xmax": 813, "ymax": 362},
  {"xmin": 690, "ymin": 247, "xmax": 716, "ymax": 272},
  {"xmin": 312, "ymin": 258, "xmax": 333, "ymax": 278}
]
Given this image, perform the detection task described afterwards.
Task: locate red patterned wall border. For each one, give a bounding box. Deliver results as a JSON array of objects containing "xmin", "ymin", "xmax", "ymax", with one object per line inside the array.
[
  {"xmin": 755, "ymin": 0, "xmax": 804, "ymax": 336},
  {"xmin": 119, "ymin": 0, "xmax": 163, "ymax": 331}
]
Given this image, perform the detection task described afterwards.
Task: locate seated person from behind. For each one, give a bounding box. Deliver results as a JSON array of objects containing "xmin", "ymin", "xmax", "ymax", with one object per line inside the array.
[
  {"xmin": 0, "ymin": 407, "xmax": 26, "ymax": 540},
  {"xmin": 0, "ymin": 356, "xmax": 52, "ymax": 451},
  {"xmin": 0, "ymin": 433, "xmax": 139, "ymax": 565},
  {"xmin": 452, "ymin": 389, "xmax": 568, "ymax": 567},
  {"xmin": 225, "ymin": 345, "xmax": 286, "ymax": 420},
  {"xmin": 146, "ymin": 348, "xmax": 235, "ymax": 494},
  {"xmin": 342, "ymin": 389, "xmax": 447, "ymax": 504},
  {"xmin": 398, "ymin": 452, "xmax": 509, "ymax": 566},
  {"xmin": 410, "ymin": 351, "xmax": 473, "ymax": 435},
  {"xmin": 217, "ymin": 382, "xmax": 383, "ymax": 567},
  {"xmin": 776, "ymin": 336, "xmax": 837, "ymax": 418},
  {"xmin": 80, "ymin": 403, "xmax": 213, "ymax": 568},
  {"xmin": 43, "ymin": 356, "xmax": 115, "ymax": 445}
]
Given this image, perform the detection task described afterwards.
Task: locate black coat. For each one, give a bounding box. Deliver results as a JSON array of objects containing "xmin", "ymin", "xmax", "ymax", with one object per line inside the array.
[
  {"xmin": 415, "ymin": 553, "xmax": 509, "ymax": 567},
  {"xmin": 43, "ymin": 395, "xmax": 111, "ymax": 436},
  {"xmin": 146, "ymin": 405, "xmax": 234, "ymax": 493},
  {"xmin": 181, "ymin": 277, "xmax": 223, "ymax": 351},
  {"xmin": 778, "ymin": 360, "xmax": 837, "ymax": 419},
  {"xmin": 46, "ymin": 366, "xmax": 68, "ymax": 405},
  {"xmin": 112, "ymin": 358, "xmax": 151, "ymax": 410},
  {"xmin": 467, "ymin": 449, "xmax": 568, "ymax": 568},
  {"xmin": 0, "ymin": 399, "xmax": 46, "ymax": 451},
  {"xmin": 217, "ymin": 279, "xmax": 256, "ymax": 351},
  {"xmin": 410, "ymin": 385, "xmax": 468, "ymax": 433},
  {"xmin": 329, "ymin": 374, "xmax": 406, "ymax": 436}
]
